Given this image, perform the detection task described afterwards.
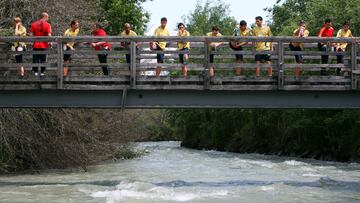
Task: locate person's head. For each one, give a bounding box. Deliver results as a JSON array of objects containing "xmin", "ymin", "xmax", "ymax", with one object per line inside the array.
[
  {"xmin": 211, "ymin": 26, "xmax": 220, "ymax": 35},
  {"xmin": 178, "ymin": 22, "xmax": 185, "ymax": 31},
  {"xmin": 324, "ymin": 18, "xmax": 332, "ymax": 28},
  {"xmin": 255, "ymin": 16, "xmax": 263, "ymax": 27},
  {"xmin": 41, "ymin": 12, "xmax": 49, "ymax": 21},
  {"xmin": 92, "ymin": 22, "xmax": 103, "ymax": 32},
  {"xmin": 299, "ymin": 20, "xmax": 307, "ymax": 29},
  {"xmin": 342, "ymin": 21, "xmax": 350, "ymax": 31},
  {"xmin": 239, "ymin": 20, "xmax": 247, "ymax": 31},
  {"xmin": 70, "ymin": 20, "xmax": 79, "ymax": 31},
  {"xmin": 124, "ymin": 23, "xmax": 131, "ymax": 33},
  {"xmin": 160, "ymin": 17, "xmax": 167, "ymax": 28},
  {"xmin": 13, "ymin": 17, "xmax": 21, "ymax": 27}
]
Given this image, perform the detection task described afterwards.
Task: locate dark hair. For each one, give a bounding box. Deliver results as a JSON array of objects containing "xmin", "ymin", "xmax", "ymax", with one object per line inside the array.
[
  {"xmin": 94, "ymin": 22, "xmax": 103, "ymax": 29},
  {"xmin": 212, "ymin": 26, "xmax": 220, "ymax": 31},
  {"xmin": 255, "ymin": 16, "xmax": 263, "ymax": 21},
  {"xmin": 161, "ymin": 17, "xmax": 167, "ymax": 22},
  {"xmin": 240, "ymin": 20, "xmax": 247, "ymax": 26},
  {"xmin": 299, "ymin": 20, "xmax": 306, "ymax": 26},
  {"xmin": 178, "ymin": 22, "xmax": 185, "ymax": 29},
  {"xmin": 70, "ymin": 20, "xmax": 78, "ymax": 26},
  {"xmin": 343, "ymin": 21, "xmax": 350, "ymax": 27},
  {"xmin": 325, "ymin": 18, "xmax": 332, "ymax": 23}
]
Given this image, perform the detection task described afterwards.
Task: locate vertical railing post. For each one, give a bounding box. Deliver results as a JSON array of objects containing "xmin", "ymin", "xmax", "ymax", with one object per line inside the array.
[
  {"xmin": 204, "ymin": 38, "xmax": 210, "ymax": 90},
  {"xmin": 56, "ymin": 37, "xmax": 64, "ymax": 89},
  {"xmin": 277, "ymin": 41, "xmax": 284, "ymax": 90},
  {"xmin": 130, "ymin": 41, "xmax": 137, "ymax": 89},
  {"xmin": 351, "ymin": 40, "xmax": 358, "ymax": 90}
]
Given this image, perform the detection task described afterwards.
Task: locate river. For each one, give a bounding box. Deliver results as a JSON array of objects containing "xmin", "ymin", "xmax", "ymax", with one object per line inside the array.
[{"xmin": 0, "ymin": 142, "xmax": 359, "ymax": 202}]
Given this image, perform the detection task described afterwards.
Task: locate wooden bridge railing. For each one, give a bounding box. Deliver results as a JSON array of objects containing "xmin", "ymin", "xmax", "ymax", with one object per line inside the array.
[{"xmin": 0, "ymin": 36, "xmax": 359, "ymax": 91}]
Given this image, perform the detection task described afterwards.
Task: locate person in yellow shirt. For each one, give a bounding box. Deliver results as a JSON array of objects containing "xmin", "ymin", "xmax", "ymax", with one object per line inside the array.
[
  {"xmin": 289, "ymin": 20, "xmax": 310, "ymax": 77},
  {"xmin": 120, "ymin": 23, "xmax": 138, "ymax": 65},
  {"xmin": 177, "ymin": 23, "xmax": 190, "ymax": 77},
  {"xmin": 252, "ymin": 16, "xmax": 273, "ymax": 77},
  {"xmin": 151, "ymin": 17, "xmax": 170, "ymax": 76},
  {"xmin": 336, "ymin": 21, "xmax": 353, "ymax": 76},
  {"xmin": 13, "ymin": 17, "xmax": 27, "ymax": 77},
  {"xmin": 63, "ymin": 20, "xmax": 79, "ymax": 77},
  {"xmin": 230, "ymin": 20, "xmax": 251, "ymax": 76},
  {"xmin": 207, "ymin": 26, "xmax": 223, "ymax": 78}
]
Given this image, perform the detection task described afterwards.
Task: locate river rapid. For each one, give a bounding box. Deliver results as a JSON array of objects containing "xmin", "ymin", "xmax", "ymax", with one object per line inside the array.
[{"xmin": 0, "ymin": 142, "xmax": 359, "ymax": 203}]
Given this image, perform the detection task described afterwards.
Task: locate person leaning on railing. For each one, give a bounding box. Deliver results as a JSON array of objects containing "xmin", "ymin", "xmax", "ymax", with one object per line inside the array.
[
  {"xmin": 120, "ymin": 23, "xmax": 138, "ymax": 67},
  {"xmin": 317, "ymin": 18, "xmax": 334, "ymax": 75},
  {"xmin": 207, "ymin": 26, "xmax": 223, "ymax": 78},
  {"xmin": 336, "ymin": 21, "xmax": 353, "ymax": 76},
  {"xmin": 30, "ymin": 12, "xmax": 52, "ymax": 77},
  {"xmin": 151, "ymin": 17, "xmax": 170, "ymax": 77},
  {"xmin": 12, "ymin": 17, "xmax": 27, "ymax": 77},
  {"xmin": 177, "ymin": 23, "xmax": 190, "ymax": 77},
  {"xmin": 230, "ymin": 20, "xmax": 251, "ymax": 76},
  {"xmin": 252, "ymin": 16, "xmax": 273, "ymax": 77},
  {"xmin": 63, "ymin": 20, "xmax": 79, "ymax": 77},
  {"xmin": 289, "ymin": 20, "xmax": 309, "ymax": 77},
  {"xmin": 91, "ymin": 22, "xmax": 111, "ymax": 76}
]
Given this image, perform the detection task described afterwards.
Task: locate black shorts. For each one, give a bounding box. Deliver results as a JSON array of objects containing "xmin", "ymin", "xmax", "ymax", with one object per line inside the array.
[
  {"xmin": 179, "ymin": 48, "xmax": 189, "ymax": 64},
  {"xmin": 230, "ymin": 43, "xmax": 243, "ymax": 61},
  {"xmin": 63, "ymin": 47, "xmax": 72, "ymax": 61},
  {"xmin": 155, "ymin": 45, "xmax": 165, "ymax": 63},
  {"xmin": 289, "ymin": 43, "xmax": 303, "ymax": 63},
  {"xmin": 255, "ymin": 54, "xmax": 271, "ymax": 62}
]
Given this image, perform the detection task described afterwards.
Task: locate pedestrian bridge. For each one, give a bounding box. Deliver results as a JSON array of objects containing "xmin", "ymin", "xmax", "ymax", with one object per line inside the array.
[{"xmin": 0, "ymin": 36, "xmax": 360, "ymax": 108}]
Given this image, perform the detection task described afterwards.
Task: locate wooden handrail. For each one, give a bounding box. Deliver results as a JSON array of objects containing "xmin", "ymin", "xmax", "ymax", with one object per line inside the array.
[{"xmin": 0, "ymin": 36, "xmax": 358, "ymax": 91}]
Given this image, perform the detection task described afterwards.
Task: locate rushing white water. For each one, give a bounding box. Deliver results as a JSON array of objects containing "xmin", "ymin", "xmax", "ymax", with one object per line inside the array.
[{"xmin": 0, "ymin": 142, "xmax": 360, "ymax": 203}]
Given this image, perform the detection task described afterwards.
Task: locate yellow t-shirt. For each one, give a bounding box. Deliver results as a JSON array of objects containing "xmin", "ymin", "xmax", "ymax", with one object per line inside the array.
[
  {"xmin": 207, "ymin": 32, "xmax": 223, "ymax": 48},
  {"xmin": 336, "ymin": 29, "xmax": 353, "ymax": 50},
  {"xmin": 154, "ymin": 26, "xmax": 170, "ymax": 50},
  {"xmin": 14, "ymin": 25, "xmax": 26, "ymax": 47},
  {"xmin": 64, "ymin": 28, "xmax": 79, "ymax": 49},
  {"xmin": 252, "ymin": 25, "xmax": 272, "ymax": 51},
  {"xmin": 120, "ymin": 30, "xmax": 137, "ymax": 37},
  {"xmin": 120, "ymin": 30, "xmax": 137, "ymax": 48},
  {"xmin": 291, "ymin": 28, "xmax": 310, "ymax": 48},
  {"xmin": 177, "ymin": 30, "xmax": 190, "ymax": 49},
  {"xmin": 232, "ymin": 27, "xmax": 251, "ymax": 46}
]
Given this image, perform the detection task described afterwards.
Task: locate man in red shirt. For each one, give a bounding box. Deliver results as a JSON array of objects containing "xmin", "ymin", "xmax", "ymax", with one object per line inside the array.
[
  {"xmin": 91, "ymin": 22, "xmax": 111, "ymax": 75},
  {"xmin": 318, "ymin": 18, "xmax": 334, "ymax": 75},
  {"xmin": 30, "ymin": 12, "xmax": 52, "ymax": 76}
]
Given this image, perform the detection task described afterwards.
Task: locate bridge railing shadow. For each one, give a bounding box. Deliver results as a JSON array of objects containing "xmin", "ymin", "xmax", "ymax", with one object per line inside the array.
[{"xmin": 0, "ymin": 36, "xmax": 359, "ymax": 91}]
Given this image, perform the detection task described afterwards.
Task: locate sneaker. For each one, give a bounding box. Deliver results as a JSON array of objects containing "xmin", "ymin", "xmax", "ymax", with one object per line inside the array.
[
  {"xmin": 40, "ymin": 72, "xmax": 45, "ymax": 77},
  {"xmin": 34, "ymin": 72, "xmax": 39, "ymax": 76}
]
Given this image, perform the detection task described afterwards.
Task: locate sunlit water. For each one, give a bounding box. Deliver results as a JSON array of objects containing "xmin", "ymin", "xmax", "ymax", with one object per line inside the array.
[{"xmin": 0, "ymin": 142, "xmax": 360, "ymax": 203}]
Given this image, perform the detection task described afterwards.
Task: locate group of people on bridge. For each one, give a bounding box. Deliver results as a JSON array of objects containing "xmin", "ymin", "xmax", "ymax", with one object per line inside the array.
[{"xmin": 10, "ymin": 12, "xmax": 353, "ymax": 78}]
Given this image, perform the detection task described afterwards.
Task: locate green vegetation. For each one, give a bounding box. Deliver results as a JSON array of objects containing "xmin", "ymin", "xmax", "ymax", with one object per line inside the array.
[
  {"xmin": 164, "ymin": 109, "xmax": 360, "ymax": 162},
  {"xmin": 183, "ymin": 0, "xmax": 237, "ymax": 36},
  {"xmin": 268, "ymin": 0, "xmax": 360, "ymax": 36},
  {"xmin": 99, "ymin": 0, "xmax": 151, "ymax": 35}
]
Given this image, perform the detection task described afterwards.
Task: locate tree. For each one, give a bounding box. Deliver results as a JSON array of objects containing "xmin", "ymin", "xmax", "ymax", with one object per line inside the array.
[
  {"xmin": 267, "ymin": 0, "xmax": 360, "ymax": 36},
  {"xmin": 99, "ymin": 0, "xmax": 151, "ymax": 35},
  {"xmin": 182, "ymin": 0, "xmax": 237, "ymax": 36},
  {"xmin": 0, "ymin": 0, "xmax": 102, "ymax": 35}
]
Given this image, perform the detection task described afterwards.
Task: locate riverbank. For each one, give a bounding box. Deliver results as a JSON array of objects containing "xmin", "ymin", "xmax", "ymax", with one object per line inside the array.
[
  {"xmin": 0, "ymin": 109, "xmax": 161, "ymax": 174},
  {"xmin": 165, "ymin": 109, "xmax": 360, "ymax": 162}
]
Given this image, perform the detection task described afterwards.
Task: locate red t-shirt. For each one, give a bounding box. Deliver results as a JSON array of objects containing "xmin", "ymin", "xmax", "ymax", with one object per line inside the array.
[
  {"xmin": 318, "ymin": 27, "xmax": 334, "ymax": 37},
  {"xmin": 92, "ymin": 29, "xmax": 111, "ymax": 50},
  {"xmin": 30, "ymin": 19, "xmax": 52, "ymax": 49}
]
